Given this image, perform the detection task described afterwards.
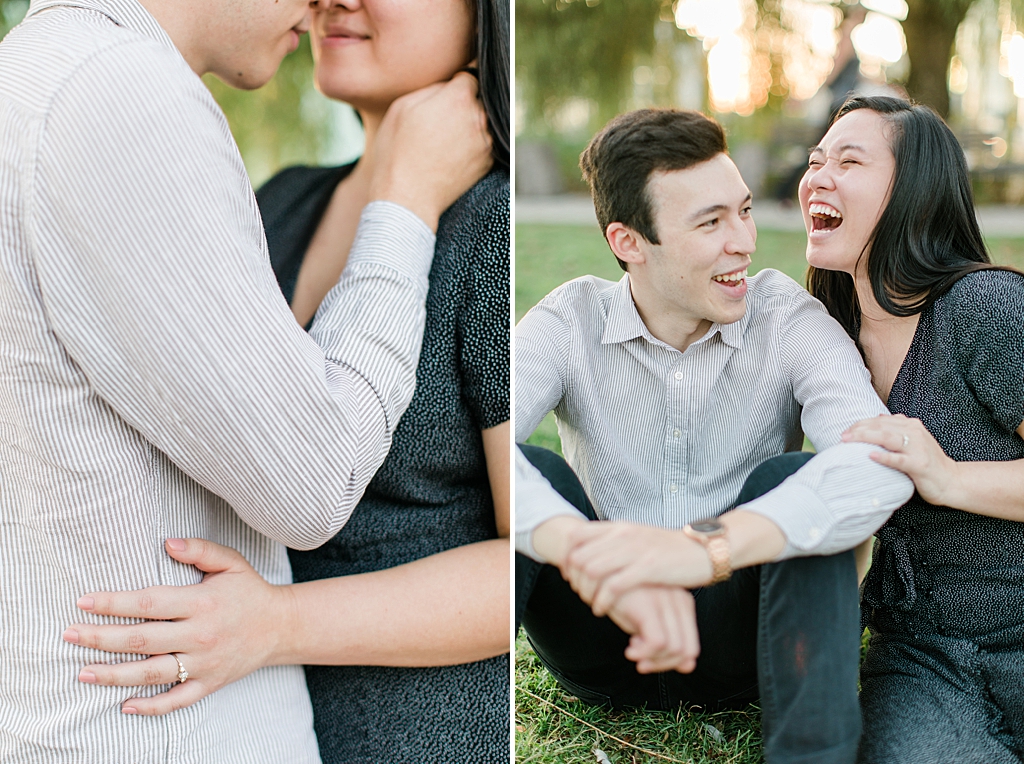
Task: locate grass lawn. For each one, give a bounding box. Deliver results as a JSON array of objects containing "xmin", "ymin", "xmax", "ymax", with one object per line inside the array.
[{"xmin": 514, "ymin": 223, "xmax": 1024, "ymax": 763}]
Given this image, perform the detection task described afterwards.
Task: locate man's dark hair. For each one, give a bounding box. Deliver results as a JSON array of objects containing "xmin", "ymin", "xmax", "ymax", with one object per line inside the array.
[
  {"xmin": 579, "ymin": 108, "xmax": 727, "ymax": 270},
  {"xmin": 806, "ymin": 95, "xmax": 1019, "ymax": 338}
]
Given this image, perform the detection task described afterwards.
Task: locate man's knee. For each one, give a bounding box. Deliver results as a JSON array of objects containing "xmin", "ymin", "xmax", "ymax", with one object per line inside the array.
[
  {"xmin": 518, "ymin": 444, "xmax": 597, "ymax": 520},
  {"xmin": 736, "ymin": 452, "xmax": 815, "ymax": 506}
]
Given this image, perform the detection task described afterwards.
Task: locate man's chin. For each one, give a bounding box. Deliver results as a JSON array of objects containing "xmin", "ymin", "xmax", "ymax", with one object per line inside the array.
[
  {"xmin": 713, "ymin": 300, "xmax": 748, "ymax": 326},
  {"xmin": 211, "ymin": 60, "xmax": 282, "ymax": 91}
]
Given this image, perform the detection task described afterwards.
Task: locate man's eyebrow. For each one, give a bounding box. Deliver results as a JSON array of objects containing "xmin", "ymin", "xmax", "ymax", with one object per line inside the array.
[{"xmin": 688, "ymin": 193, "xmax": 752, "ymax": 223}]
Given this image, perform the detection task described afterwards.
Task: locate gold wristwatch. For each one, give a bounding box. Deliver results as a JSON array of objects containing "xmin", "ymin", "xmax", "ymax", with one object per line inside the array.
[{"xmin": 682, "ymin": 519, "xmax": 732, "ymax": 585}]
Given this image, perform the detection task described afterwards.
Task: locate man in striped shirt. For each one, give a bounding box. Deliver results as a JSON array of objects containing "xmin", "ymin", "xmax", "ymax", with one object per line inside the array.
[
  {"xmin": 0, "ymin": 0, "xmax": 491, "ymax": 762},
  {"xmin": 515, "ymin": 109, "xmax": 913, "ymax": 764}
]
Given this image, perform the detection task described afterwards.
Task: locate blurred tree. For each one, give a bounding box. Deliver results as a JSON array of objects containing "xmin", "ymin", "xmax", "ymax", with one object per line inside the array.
[
  {"xmin": 902, "ymin": 0, "xmax": 975, "ymax": 117},
  {"xmin": 516, "ymin": 0, "xmax": 670, "ymax": 133}
]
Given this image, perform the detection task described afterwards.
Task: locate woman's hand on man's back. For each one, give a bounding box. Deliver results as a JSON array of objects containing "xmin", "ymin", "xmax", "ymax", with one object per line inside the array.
[{"xmin": 63, "ymin": 539, "xmax": 291, "ymax": 716}]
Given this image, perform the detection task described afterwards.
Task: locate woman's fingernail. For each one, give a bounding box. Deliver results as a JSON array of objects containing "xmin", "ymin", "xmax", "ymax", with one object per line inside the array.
[
  {"xmin": 62, "ymin": 629, "xmax": 79, "ymax": 644},
  {"xmin": 78, "ymin": 671, "xmax": 97, "ymax": 684},
  {"xmin": 122, "ymin": 706, "xmax": 138, "ymax": 715},
  {"xmin": 166, "ymin": 538, "xmax": 186, "ymax": 551},
  {"xmin": 77, "ymin": 596, "xmax": 94, "ymax": 611}
]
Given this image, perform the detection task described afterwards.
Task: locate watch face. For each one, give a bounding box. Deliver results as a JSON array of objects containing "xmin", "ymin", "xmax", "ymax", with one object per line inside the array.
[{"xmin": 690, "ymin": 520, "xmax": 724, "ymax": 535}]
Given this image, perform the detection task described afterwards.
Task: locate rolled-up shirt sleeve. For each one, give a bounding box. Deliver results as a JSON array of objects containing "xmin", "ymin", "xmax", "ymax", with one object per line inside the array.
[
  {"xmin": 515, "ymin": 447, "xmax": 587, "ymax": 561},
  {"xmin": 514, "ymin": 299, "xmax": 585, "ymax": 559},
  {"xmin": 739, "ymin": 291, "xmax": 915, "ymax": 558},
  {"xmin": 31, "ymin": 41, "xmax": 434, "ymax": 550}
]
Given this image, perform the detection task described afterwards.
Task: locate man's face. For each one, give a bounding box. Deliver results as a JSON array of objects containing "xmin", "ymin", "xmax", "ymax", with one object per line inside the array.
[
  {"xmin": 632, "ymin": 155, "xmax": 756, "ymax": 332},
  {"xmin": 207, "ymin": 0, "xmax": 314, "ymax": 89}
]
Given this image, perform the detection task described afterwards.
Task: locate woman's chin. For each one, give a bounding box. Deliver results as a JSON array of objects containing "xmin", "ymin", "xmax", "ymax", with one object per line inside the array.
[{"xmin": 805, "ymin": 242, "xmax": 856, "ymax": 273}]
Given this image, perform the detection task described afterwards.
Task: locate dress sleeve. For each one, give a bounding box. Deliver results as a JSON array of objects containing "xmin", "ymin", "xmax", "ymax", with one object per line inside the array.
[
  {"xmin": 951, "ymin": 271, "xmax": 1024, "ymax": 434},
  {"xmin": 458, "ymin": 181, "xmax": 511, "ymax": 431}
]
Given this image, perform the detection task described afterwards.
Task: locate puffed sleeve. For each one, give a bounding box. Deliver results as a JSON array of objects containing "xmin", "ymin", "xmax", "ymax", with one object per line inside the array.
[
  {"xmin": 949, "ymin": 270, "xmax": 1024, "ymax": 434},
  {"xmin": 457, "ymin": 179, "xmax": 511, "ymax": 430}
]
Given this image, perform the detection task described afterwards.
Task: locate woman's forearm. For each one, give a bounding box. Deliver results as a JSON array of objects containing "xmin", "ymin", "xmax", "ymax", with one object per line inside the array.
[
  {"xmin": 272, "ymin": 537, "xmax": 509, "ymax": 668},
  {"xmin": 942, "ymin": 458, "xmax": 1024, "ymax": 521}
]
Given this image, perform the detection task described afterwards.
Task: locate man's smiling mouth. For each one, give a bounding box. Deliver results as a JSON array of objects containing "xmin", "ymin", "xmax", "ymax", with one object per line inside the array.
[{"xmin": 712, "ymin": 268, "xmax": 748, "ymax": 283}]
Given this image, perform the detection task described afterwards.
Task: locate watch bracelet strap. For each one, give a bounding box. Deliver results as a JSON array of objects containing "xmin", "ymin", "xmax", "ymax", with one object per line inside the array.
[{"xmin": 705, "ymin": 536, "xmax": 732, "ymax": 584}]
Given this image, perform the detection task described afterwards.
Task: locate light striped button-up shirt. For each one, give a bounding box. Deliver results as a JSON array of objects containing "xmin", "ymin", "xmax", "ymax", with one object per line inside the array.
[
  {"xmin": 515, "ymin": 269, "xmax": 914, "ymax": 561},
  {"xmin": 0, "ymin": 2, "xmax": 437, "ymax": 762}
]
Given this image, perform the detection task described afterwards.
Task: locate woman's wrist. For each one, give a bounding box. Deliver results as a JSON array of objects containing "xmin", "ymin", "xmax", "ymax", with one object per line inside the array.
[
  {"xmin": 264, "ymin": 583, "xmax": 304, "ymax": 668},
  {"xmin": 935, "ymin": 459, "xmax": 970, "ymax": 512}
]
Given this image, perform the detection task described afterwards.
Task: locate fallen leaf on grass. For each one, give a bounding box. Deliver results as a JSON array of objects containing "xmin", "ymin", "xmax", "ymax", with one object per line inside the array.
[
  {"xmin": 593, "ymin": 747, "xmax": 614, "ymax": 763},
  {"xmin": 703, "ymin": 723, "xmax": 725, "ymax": 744}
]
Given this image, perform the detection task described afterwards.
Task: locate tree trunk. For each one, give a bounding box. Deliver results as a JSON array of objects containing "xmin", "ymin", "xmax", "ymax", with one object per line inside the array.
[{"xmin": 902, "ymin": 0, "xmax": 974, "ymax": 117}]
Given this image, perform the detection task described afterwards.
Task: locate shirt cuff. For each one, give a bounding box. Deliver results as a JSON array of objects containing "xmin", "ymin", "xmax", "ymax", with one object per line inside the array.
[
  {"xmin": 514, "ymin": 447, "xmax": 588, "ymax": 562},
  {"xmin": 740, "ymin": 481, "xmax": 835, "ymax": 559},
  {"xmin": 346, "ymin": 201, "xmax": 436, "ymax": 285}
]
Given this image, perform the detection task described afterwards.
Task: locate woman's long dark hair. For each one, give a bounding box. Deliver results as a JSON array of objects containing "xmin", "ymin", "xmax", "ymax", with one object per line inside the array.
[
  {"xmin": 806, "ymin": 96, "xmax": 996, "ymax": 338},
  {"xmin": 475, "ymin": 0, "xmax": 510, "ymax": 173}
]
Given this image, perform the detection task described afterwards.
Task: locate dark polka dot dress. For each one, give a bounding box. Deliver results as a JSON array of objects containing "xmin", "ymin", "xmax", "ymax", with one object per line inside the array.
[
  {"xmin": 858, "ymin": 269, "xmax": 1024, "ymax": 764},
  {"xmin": 257, "ymin": 166, "xmax": 510, "ymax": 764}
]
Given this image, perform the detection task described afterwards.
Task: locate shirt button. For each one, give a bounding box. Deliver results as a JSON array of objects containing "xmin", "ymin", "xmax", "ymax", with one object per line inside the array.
[
  {"xmin": 673, "ymin": 429, "xmax": 681, "ymax": 438},
  {"xmin": 670, "ymin": 483, "xmax": 678, "ymax": 493},
  {"xmin": 674, "ymin": 371, "xmax": 684, "ymax": 380},
  {"xmin": 808, "ymin": 527, "xmax": 820, "ymax": 540},
  {"xmin": 872, "ymin": 498, "xmax": 880, "ymax": 507}
]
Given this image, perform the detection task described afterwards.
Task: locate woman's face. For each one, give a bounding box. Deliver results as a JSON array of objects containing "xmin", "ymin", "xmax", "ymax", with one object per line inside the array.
[
  {"xmin": 311, "ymin": 0, "xmax": 474, "ymax": 113},
  {"xmin": 799, "ymin": 109, "xmax": 897, "ymax": 275}
]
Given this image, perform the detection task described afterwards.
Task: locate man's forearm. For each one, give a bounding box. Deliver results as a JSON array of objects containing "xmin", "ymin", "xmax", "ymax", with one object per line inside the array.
[
  {"xmin": 309, "ymin": 201, "xmax": 436, "ymax": 434},
  {"xmin": 740, "ymin": 442, "xmax": 914, "ymax": 558}
]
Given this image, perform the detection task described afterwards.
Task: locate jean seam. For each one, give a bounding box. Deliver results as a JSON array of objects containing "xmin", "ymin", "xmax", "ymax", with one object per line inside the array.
[{"xmin": 757, "ymin": 565, "xmax": 778, "ymax": 741}]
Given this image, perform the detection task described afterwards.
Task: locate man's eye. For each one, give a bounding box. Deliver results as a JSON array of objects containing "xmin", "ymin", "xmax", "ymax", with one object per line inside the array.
[{"xmin": 701, "ymin": 218, "xmax": 718, "ymax": 228}]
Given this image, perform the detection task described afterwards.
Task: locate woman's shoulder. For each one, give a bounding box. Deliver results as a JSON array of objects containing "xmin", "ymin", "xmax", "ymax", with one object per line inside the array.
[
  {"xmin": 255, "ymin": 163, "xmax": 356, "ymax": 225},
  {"xmin": 936, "ymin": 267, "xmax": 1024, "ymax": 320},
  {"xmin": 438, "ymin": 170, "xmax": 510, "ymax": 237}
]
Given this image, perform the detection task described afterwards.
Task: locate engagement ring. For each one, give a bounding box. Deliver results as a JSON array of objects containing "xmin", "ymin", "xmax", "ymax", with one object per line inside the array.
[{"xmin": 173, "ymin": 654, "xmax": 188, "ymax": 684}]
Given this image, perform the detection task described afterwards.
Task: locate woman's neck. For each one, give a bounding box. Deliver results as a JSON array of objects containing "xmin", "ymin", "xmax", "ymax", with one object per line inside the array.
[
  {"xmin": 851, "ymin": 265, "xmax": 920, "ymax": 403},
  {"xmin": 852, "ymin": 267, "xmax": 914, "ymax": 332}
]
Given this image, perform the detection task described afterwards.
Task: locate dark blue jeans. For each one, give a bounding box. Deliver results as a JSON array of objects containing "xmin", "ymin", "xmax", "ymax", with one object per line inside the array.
[{"xmin": 516, "ymin": 446, "xmax": 862, "ymax": 764}]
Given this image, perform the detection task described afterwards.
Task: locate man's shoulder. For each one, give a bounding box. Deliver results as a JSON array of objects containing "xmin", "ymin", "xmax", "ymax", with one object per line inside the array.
[
  {"xmin": 745, "ymin": 268, "xmax": 824, "ymax": 320},
  {"xmin": 534, "ymin": 274, "xmax": 621, "ymax": 320},
  {"xmin": 0, "ymin": 7, "xmax": 193, "ymax": 119}
]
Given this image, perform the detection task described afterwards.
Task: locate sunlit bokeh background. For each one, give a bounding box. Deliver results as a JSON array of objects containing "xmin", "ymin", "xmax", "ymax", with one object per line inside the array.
[
  {"xmin": 517, "ymin": 0, "xmax": 1024, "ymax": 204},
  {"xmin": 0, "ymin": 0, "xmax": 364, "ymax": 188}
]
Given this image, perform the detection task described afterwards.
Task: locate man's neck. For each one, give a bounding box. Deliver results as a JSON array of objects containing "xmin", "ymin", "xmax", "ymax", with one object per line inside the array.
[
  {"xmin": 628, "ymin": 277, "xmax": 711, "ymax": 353},
  {"xmin": 136, "ymin": 0, "xmax": 209, "ymax": 74}
]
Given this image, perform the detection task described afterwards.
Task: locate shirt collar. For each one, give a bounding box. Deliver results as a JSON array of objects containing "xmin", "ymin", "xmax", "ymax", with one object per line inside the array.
[
  {"xmin": 601, "ymin": 272, "xmax": 748, "ymax": 350},
  {"xmin": 28, "ymin": 0, "xmax": 175, "ymax": 51}
]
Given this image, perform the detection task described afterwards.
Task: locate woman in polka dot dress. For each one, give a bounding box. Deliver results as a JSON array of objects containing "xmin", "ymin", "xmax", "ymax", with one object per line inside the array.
[{"xmin": 802, "ymin": 95, "xmax": 1024, "ymax": 764}]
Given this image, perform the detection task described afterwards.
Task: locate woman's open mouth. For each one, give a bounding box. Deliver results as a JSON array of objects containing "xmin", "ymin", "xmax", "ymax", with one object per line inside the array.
[{"xmin": 809, "ymin": 202, "xmax": 843, "ymax": 233}]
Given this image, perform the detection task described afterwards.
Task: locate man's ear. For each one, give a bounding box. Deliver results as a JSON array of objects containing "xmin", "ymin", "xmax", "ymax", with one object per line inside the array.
[{"xmin": 605, "ymin": 223, "xmax": 647, "ymax": 267}]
